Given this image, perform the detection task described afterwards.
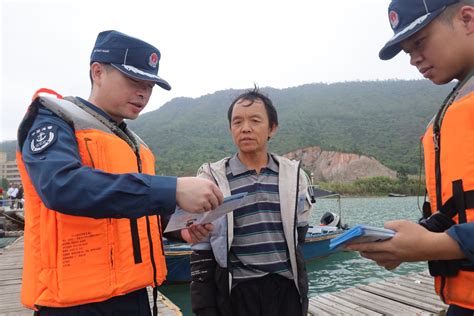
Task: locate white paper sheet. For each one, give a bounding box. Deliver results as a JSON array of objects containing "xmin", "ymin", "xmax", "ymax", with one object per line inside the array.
[{"xmin": 164, "ymin": 192, "xmax": 248, "ymax": 233}]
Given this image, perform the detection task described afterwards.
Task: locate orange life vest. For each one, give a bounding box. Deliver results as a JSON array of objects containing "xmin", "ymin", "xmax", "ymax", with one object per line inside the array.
[
  {"xmin": 17, "ymin": 94, "xmax": 167, "ymax": 310},
  {"xmin": 422, "ymin": 72, "xmax": 474, "ymax": 309}
]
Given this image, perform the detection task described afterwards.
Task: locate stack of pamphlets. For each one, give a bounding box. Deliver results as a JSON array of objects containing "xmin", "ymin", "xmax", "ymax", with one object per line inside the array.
[{"xmin": 329, "ymin": 224, "xmax": 395, "ymax": 250}]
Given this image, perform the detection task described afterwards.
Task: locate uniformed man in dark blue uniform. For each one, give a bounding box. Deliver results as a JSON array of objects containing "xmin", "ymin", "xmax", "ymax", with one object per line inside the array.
[{"xmin": 18, "ymin": 30, "xmax": 223, "ymax": 316}]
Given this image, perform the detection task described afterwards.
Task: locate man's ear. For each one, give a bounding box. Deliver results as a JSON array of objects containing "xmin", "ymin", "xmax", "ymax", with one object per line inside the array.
[
  {"xmin": 460, "ymin": 5, "xmax": 474, "ymax": 34},
  {"xmin": 90, "ymin": 62, "xmax": 105, "ymax": 87},
  {"xmin": 268, "ymin": 123, "xmax": 278, "ymax": 139}
]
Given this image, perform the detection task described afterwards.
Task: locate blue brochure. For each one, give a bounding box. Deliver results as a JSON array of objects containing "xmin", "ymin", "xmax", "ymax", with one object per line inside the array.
[{"xmin": 329, "ymin": 224, "xmax": 395, "ymax": 250}]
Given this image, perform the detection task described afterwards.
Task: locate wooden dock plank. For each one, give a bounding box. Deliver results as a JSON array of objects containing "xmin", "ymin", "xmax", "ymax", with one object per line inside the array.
[
  {"xmin": 358, "ymin": 283, "xmax": 444, "ymax": 313},
  {"xmin": 320, "ymin": 293, "xmax": 383, "ymax": 316},
  {"xmin": 347, "ymin": 288, "xmax": 428, "ymax": 314},
  {"xmin": 332, "ymin": 289, "xmax": 403, "ymax": 315},
  {"xmin": 310, "ymin": 278, "xmax": 447, "ymax": 316},
  {"xmin": 312, "ymin": 295, "xmax": 364, "ymax": 315},
  {"xmin": 321, "ymin": 293, "xmax": 382, "ymax": 316},
  {"xmin": 308, "ymin": 300, "xmax": 333, "ymax": 316},
  {"xmin": 385, "ymin": 277, "xmax": 439, "ymax": 296},
  {"xmin": 377, "ymin": 279, "xmax": 445, "ymax": 302},
  {"xmin": 0, "ymin": 237, "xmax": 182, "ymax": 316}
]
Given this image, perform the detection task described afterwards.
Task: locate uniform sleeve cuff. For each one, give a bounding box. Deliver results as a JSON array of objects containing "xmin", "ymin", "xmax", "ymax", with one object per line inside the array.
[
  {"xmin": 149, "ymin": 175, "xmax": 177, "ymax": 216},
  {"xmin": 446, "ymin": 224, "xmax": 474, "ymax": 263}
]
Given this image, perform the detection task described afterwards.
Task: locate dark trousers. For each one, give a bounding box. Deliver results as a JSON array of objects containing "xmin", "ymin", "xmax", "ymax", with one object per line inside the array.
[
  {"xmin": 230, "ymin": 274, "xmax": 302, "ymax": 316},
  {"xmin": 35, "ymin": 288, "xmax": 151, "ymax": 316},
  {"xmin": 447, "ymin": 304, "xmax": 474, "ymax": 316}
]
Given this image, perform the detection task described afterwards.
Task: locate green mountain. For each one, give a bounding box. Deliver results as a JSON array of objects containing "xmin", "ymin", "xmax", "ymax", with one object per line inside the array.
[
  {"xmin": 128, "ymin": 80, "xmax": 451, "ymax": 176},
  {"xmin": 1, "ymin": 80, "xmax": 452, "ymax": 177}
]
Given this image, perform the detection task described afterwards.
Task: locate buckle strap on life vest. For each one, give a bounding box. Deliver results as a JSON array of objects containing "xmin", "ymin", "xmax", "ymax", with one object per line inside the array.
[
  {"xmin": 130, "ymin": 219, "xmax": 142, "ymax": 264},
  {"xmin": 422, "ymin": 182, "xmax": 473, "ymax": 232},
  {"xmin": 438, "ymin": 182, "xmax": 473, "ymax": 222},
  {"xmin": 452, "ymin": 180, "xmax": 467, "ymax": 224},
  {"xmin": 425, "ymin": 180, "xmax": 474, "ymax": 284}
]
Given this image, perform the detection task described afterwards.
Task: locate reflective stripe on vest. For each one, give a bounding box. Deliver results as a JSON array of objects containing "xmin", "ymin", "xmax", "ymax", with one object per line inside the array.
[
  {"xmin": 18, "ymin": 95, "xmax": 167, "ymax": 309},
  {"xmin": 422, "ymin": 72, "xmax": 474, "ymax": 309}
]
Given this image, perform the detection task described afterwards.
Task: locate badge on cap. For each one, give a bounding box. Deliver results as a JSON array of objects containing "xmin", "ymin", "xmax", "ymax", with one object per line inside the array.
[
  {"xmin": 148, "ymin": 52, "xmax": 159, "ymax": 68},
  {"xmin": 30, "ymin": 125, "xmax": 58, "ymax": 154},
  {"xmin": 389, "ymin": 10, "xmax": 400, "ymax": 29}
]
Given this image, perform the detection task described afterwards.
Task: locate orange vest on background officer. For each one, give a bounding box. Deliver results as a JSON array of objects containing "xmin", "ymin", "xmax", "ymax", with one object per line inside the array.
[
  {"xmin": 346, "ymin": 1, "xmax": 474, "ymax": 315},
  {"xmin": 17, "ymin": 30, "xmax": 223, "ymax": 316}
]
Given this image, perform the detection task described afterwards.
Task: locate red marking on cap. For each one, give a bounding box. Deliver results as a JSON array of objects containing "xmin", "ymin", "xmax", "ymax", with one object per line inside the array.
[
  {"xmin": 149, "ymin": 53, "xmax": 159, "ymax": 68},
  {"xmin": 389, "ymin": 10, "xmax": 399, "ymax": 29}
]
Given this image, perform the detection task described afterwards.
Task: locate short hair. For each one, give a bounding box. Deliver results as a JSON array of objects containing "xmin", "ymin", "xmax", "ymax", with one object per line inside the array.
[
  {"xmin": 439, "ymin": 0, "xmax": 474, "ymax": 24},
  {"xmin": 227, "ymin": 86, "xmax": 278, "ymax": 128}
]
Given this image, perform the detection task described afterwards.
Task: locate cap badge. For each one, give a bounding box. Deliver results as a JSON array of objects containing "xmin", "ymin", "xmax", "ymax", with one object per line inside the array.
[
  {"xmin": 148, "ymin": 52, "xmax": 159, "ymax": 68},
  {"xmin": 389, "ymin": 10, "xmax": 400, "ymax": 29}
]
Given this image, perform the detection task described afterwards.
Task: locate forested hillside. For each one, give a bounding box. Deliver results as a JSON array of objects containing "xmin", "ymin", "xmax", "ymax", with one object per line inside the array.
[
  {"xmin": 2, "ymin": 80, "xmax": 452, "ymax": 177},
  {"xmin": 129, "ymin": 80, "xmax": 451, "ymax": 176}
]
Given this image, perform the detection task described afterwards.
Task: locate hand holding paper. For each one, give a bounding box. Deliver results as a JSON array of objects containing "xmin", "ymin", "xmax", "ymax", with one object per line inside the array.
[
  {"xmin": 329, "ymin": 224, "xmax": 395, "ymax": 250},
  {"xmin": 175, "ymin": 177, "xmax": 224, "ymax": 213},
  {"xmin": 164, "ymin": 192, "xmax": 247, "ymax": 233},
  {"xmin": 346, "ymin": 220, "xmax": 464, "ymax": 269}
]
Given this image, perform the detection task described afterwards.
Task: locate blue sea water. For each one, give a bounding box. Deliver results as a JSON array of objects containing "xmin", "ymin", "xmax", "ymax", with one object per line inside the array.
[{"xmin": 160, "ymin": 196, "xmax": 428, "ymax": 315}]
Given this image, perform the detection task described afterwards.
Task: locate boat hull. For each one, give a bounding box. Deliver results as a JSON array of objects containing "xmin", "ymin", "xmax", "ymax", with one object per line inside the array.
[
  {"xmin": 302, "ymin": 231, "xmax": 342, "ymax": 261},
  {"xmin": 164, "ymin": 230, "xmax": 343, "ymax": 283}
]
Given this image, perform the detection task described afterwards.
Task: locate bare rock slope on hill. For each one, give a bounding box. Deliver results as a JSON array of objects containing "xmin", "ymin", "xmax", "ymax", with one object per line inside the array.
[{"xmin": 284, "ymin": 146, "xmax": 396, "ymax": 183}]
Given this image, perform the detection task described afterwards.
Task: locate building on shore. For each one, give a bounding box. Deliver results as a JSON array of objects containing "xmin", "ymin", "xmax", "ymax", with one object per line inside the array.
[{"xmin": 0, "ymin": 151, "xmax": 21, "ymax": 185}]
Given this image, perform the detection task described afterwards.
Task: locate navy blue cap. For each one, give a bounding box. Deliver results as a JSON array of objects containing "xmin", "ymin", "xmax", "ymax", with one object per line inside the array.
[
  {"xmin": 91, "ymin": 30, "xmax": 171, "ymax": 90},
  {"xmin": 379, "ymin": 0, "xmax": 459, "ymax": 60}
]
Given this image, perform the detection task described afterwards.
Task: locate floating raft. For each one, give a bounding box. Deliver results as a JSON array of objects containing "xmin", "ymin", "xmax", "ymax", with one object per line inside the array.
[
  {"xmin": 308, "ymin": 271, "xmax": 448, "ymax": 315},
  {"xmin": 0, "ymin": 237, "xmax": 182, "ymax": 316}
]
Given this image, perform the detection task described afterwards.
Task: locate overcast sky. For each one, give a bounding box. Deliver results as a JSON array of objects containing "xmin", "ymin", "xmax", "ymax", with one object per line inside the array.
[{"xmin": 0, "ymin": 0, "xmax": 422, "ymax": 142}]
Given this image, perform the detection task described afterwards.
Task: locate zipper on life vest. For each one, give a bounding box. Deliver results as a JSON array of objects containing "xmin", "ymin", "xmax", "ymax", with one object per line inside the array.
[
  {"xmin": 293, "ymin": 161, "xmax": 302, "ymax": 299},
  {"xmin": 432, "ymin": 86, "xmax": 455, "ymax": 212},
  {"xmin": 433, "ymin": 134, "xmax": 439, "ymax": 152},
  {"xmin": 110, "ymin": 246, "xmax": 114, "ymax": 269},
  {"xmin": 84, "ymin": 138, "xmax": 96, "ymax": 168},
  {"xmin": 432, "ymin": 79, "xmax": 463, "ymax": 212},
  {"xmin": 133, "ymin": 148, "xmax": 158, "ymax": 287},
  {"xmin": 157, "ymin": 216, "xmax": 165, "ymax": 256},
  {"xmin": 108, "ymin": 219, "xmax": 117, "ymax": 285},
  {"xmin": 433, "ymin": 130, "xmax": 442, "ymax": 211},
  {"xmin": 431, "ymin": 82, "xmax": 463, "ymax": 304}
]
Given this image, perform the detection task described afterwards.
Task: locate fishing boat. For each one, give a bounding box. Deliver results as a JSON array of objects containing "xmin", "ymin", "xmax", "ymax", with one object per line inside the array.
[
  {"xmin": 164, "ymin": 187, "xmax": 348, "ymax": 283},
  {"xmin": 388, "ymin": 193, "xmax": 407, "ymax": 197}
]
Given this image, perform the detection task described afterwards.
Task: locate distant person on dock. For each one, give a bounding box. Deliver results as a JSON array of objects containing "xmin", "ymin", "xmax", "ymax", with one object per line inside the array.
[
  {"xmin": 15, "ymin": 184, "xmax": 23, "ymax": 210},
  {"xmin": 6, "ymin": 183, "xmax": 14, "ymax": 208},
  {"xmin": 348, "ymin": 0, "xmax": 474, "ymax": 315},
  {"xmin": 9, "ymin": 183, "xmax": 18, "ymax": 209},
  {"xmin": 16, "ymin": 30, "xmax": 223, "ymax": 316},
  {"xmin": 190, "ymin": 87, "xmax": 313, "ymax": 316}
]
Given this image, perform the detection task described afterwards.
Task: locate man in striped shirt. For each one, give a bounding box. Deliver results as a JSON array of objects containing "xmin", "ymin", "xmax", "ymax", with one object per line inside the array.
[{"xmin": 190, "ymin": 87, "xmax": 313, "ymax": 316}]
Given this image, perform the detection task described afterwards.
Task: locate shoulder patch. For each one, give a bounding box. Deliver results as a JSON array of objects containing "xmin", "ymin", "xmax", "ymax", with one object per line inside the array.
[{"xmin": 29, "ymin": 125, "xmax": 58, "ymax": 154}]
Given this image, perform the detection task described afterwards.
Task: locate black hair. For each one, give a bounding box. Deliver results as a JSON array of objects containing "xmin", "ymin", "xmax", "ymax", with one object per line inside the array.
[{"xmin": 227, "ymin": 85, "xmax": 278, "ymax": 128}]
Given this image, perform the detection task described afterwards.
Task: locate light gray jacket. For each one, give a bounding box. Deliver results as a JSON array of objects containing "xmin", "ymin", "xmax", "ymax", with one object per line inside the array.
[{"xmin": 192, "ymin": 153, "xmax": 312, "ymax": 293}]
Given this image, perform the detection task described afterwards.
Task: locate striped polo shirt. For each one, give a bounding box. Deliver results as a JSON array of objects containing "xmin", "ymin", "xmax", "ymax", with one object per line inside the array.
[{"xmin": 227, "ymin": 154, "xmax": 292, "ymax": 284}]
